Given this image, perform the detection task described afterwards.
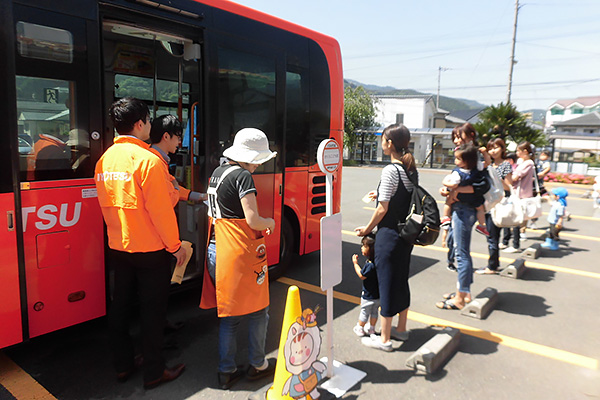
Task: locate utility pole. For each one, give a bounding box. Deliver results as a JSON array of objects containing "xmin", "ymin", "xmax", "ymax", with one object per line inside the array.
[
  {"xmin": 506, "ymin": 0, "xmax": 520, "ymax": 104},
  {"xmin": 437, "ymin": 66, "xmax": 450, "ymax": 110}
]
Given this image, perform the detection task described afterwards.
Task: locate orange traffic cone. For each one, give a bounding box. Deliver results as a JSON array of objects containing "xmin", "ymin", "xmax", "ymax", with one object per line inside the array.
[{"xmin": 266, "ymin": 285, "xmax": 302, "ymax": 400}]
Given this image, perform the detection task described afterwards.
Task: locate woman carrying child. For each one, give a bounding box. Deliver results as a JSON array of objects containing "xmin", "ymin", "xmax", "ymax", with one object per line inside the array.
[
  {"xmin": 436, "ymin": 143, "xmax": 489, "ymax": 310},
  {"xmin": 351, "ymin": 234, "xmax": 379, "ymax": 337},
  {"xmin": 355, "ymin": 124, "xmax": 416, "ymax": 351},
  {"xmin": 441, "ymin": 123, "xmax": 490, "ymax": 272}
]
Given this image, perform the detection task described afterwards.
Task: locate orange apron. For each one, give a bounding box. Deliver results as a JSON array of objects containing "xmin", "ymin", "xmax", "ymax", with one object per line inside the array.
[{"xmin": 200, "ymin": 217, "xmax": 269, "ymax": 317}]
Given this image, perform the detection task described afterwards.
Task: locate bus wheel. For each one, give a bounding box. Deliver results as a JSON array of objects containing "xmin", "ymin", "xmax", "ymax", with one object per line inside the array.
[{"xmin": 269, "ymin": 217, "xmax": 295, "ymax": 281}]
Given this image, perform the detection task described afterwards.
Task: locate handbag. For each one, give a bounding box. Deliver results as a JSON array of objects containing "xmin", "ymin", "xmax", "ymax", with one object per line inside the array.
[
  {"xmin": 490, "ymin": 188, "xmax": 524, "ymax": 227},
  {"xmin": 519, "ymin": 171, "xmax": 542, "ymax": 221},
  {"xmin": 483, "ymin": 165, "xmax": 504, "ymax": 212}
]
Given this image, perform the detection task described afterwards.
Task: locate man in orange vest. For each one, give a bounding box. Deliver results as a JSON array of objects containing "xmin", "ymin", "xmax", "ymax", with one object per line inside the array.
[{"xmin": 95, "ymin": 97, "xmax": 186, "ymax": 389}]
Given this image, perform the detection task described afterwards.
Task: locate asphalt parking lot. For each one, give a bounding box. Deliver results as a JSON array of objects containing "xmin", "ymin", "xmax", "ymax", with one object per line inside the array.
[{"xmin": 1, "ymin": 166, "xmax": 599, "ymax": 400}]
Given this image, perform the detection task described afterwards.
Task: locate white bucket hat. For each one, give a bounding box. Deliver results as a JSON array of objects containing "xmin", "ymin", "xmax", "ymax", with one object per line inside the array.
[{"xmin": 222, "ymin": 128, "xmax": 277, "ymax": 164}]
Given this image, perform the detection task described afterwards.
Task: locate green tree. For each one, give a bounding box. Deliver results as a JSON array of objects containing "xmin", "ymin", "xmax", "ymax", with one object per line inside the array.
[
  {"xmin": 344, "ymin": 86, "xmax": 378, "ymax": 156},
  {"xmin": 474, "ymin": 102, "xmax": 547, "ymax": 147}
]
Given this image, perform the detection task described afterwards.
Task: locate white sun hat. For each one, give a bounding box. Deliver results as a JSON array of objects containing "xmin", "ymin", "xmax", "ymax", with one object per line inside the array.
[{"xmin": 222, "ymin": 128, "xmax": 277, "ymax": 164}]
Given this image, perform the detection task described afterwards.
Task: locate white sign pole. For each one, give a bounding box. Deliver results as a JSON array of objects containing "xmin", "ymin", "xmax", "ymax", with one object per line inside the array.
[
  {"xmin": 316, "ymin": 139, "xmax": 366, "ymax": 397},
  {"xmin": 325, "ymin": 171, "xmax": 333, "ymax": 378}
]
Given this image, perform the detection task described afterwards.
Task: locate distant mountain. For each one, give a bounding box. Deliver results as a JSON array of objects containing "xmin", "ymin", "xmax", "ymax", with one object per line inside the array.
[{"xmin": 344, "ymin": 79, "xmax": 488, "ymax": 113}]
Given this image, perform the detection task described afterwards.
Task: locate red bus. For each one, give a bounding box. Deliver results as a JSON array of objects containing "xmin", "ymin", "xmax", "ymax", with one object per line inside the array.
[{"xmin": 0, "ymin": 0, "xmax": 343, "ymax": 349}]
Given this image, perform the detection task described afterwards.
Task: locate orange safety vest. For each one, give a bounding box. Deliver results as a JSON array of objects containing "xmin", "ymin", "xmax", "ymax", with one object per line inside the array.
[{"xmin": 95, "ymin": 136, "xmax": 181, "ymax": 254}]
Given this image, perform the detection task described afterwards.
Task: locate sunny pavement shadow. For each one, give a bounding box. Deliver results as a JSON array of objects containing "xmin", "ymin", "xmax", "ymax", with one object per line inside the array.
[{"xmin": 495, "ymin": 292, "xmax": 552, "ymax": 317}]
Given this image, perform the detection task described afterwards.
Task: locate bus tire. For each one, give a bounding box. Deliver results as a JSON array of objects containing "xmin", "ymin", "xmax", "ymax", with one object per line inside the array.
[{"xmin": 269, "ymin": 217, "xmax": 295, "ymax": 281}]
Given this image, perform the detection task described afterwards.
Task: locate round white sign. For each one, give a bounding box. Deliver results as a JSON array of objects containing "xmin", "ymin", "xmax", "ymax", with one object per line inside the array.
[{"xmin": 317, "ymin": 139, "xmax": 340, "ymax": 174}]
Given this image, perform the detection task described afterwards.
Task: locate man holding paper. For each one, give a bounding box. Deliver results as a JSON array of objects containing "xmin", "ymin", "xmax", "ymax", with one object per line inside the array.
[{"xmin": 95, "ymin": 97, "xmax": 186, "ymax": 389}]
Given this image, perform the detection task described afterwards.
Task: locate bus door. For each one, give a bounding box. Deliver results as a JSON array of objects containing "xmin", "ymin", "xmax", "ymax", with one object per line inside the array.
[
  {"xmin": 0, "ymin": 1, "xmax": 22, "ymax": 349},
  {"xmin": 209, "ymin": 37, "xmax": 285, "ymax": 266},
  {"xmin": 100, "ymin": 15, "xmax": 204, "ymax": 279},
  {"xmin": 12, "ymin": 4, "xmax": 105, "ymax": 338}
]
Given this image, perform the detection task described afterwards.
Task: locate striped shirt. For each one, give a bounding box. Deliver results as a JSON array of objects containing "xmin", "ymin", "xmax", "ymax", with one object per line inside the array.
[{"xmin": 378, "ymin": 163, "xmax": 414, "ymax": 202}]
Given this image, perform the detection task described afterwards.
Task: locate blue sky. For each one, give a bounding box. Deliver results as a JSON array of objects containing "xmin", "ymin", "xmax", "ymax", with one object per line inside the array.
[{"xmin": 235, "ymin": 0, "xmax": 600, "ymax": 111}]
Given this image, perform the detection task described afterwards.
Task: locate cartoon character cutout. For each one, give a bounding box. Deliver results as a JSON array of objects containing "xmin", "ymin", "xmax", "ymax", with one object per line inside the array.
[{"xmin": 282, "ymin": 307, "xmax": 326, "ymax": 399}]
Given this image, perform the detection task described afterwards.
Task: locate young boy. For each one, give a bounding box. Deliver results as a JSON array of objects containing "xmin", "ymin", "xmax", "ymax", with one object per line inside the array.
[
  {"xmin": 440, "ymin": 144, "xmax": 490, "ymax": 243},
  {"xmin": 351, "ymin": 234, "xmax": 379, "ymax": 337},
  {"xmin": 541, "ymin": 187, "xmax": 568, "ymax": 250}
]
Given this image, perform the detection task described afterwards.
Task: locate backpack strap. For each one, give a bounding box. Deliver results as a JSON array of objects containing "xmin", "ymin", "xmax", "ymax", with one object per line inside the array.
[{"xmin": 391, "ymin": 162, "xmax": 417, "ymax": 189}]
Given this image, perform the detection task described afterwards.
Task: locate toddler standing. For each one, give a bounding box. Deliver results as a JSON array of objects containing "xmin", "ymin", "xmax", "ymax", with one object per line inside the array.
[
  {"xmin": 542, "ymin": 187, "xmax": 568, "ymax": 250},
  {"xmin": 351, "ymin": 235, "xmax": 380, "ymax": 337}
]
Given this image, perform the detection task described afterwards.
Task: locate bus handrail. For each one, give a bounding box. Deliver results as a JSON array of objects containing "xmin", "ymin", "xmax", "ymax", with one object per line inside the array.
[{"xmin": 190, "ymin": 101, "xmax": 198, "ymax": 190}]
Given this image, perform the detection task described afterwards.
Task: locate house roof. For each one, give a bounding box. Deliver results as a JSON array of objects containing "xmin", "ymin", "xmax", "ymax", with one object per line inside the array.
[
  {"xmin": 549, "ymin": 96, "xmax": 600, "ymax": 109},
  {"xmin": 445, "ymin": 115, "xmax": 466, "ymax": 124},
  {"xmin": 375, "ymin": 94, "xmax": 434, "ymax": 101},
  {"xmin": 448, "ymin": 108, "xmax": 485, "ymax": 123},
  {"xmin": 553, "ymin": 112, "xmax": 600, "ymax": 127}
]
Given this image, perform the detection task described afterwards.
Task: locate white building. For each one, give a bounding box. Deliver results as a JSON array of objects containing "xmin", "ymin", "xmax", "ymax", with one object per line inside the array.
[
  {"xmin": 545, "ymin": 96, "xmax": 600, "ymax": 131},
  {"xmin": 550, "ymin": 112, "xmax": 600, "ymax": 163},
  {"xmin": 374, "ymin": 95, "xmax": 437, "ymax": 129}
]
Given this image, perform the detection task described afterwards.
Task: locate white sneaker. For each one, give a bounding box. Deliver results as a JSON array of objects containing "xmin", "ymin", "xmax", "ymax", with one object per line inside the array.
[
  {"xmin": 365, "ymin": 326, "xmax": 375, "ymax": 335},
  {"xmin": 498, "ymin": 243, "xmax": 507, "ymax": 249},
  {"xmin": 361, "ymin": 334, "xmax": 393, "ymax": 352},
  {"xmin": 529, "ymin": 223, "xmax": 538, "ymax": 230},
  {"xmin": 502, "ymin": 246, "xmax": 520, "ymax": 253},
  {"xmin": 389, "ymin": 329, "xmax": 409, "ymax": 341},
  {"xmin": 520, "ymin": 232, "xmax": 527, "ymax": 240},
  {"xmin": 353, "ymin": 324, "xmax": 365, "ymax": 337}
]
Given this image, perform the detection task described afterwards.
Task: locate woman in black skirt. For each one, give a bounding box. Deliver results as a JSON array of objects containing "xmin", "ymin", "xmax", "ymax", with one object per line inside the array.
[{"xmin": 355, "ymin": 124, "xmax": 416, "ymax": 352}]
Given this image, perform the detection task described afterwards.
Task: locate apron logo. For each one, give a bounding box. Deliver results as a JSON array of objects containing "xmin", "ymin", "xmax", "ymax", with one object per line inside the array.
[
  {"xmin": 256, "ymin": 243, "xmax": 267, "ymax": 260},
  {"xmin": 255, "ymin": 265, "xmax": 268, "ymax": 285}
]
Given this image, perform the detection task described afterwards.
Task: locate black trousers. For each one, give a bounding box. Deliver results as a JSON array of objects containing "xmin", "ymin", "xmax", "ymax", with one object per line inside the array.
[
  {"xmin": 108, "ymin": 249, "xmax": 173, "ymax": 383},
  {"xmin": 486, "ymin": 213, "xmax": 501, "ymax": 271}
]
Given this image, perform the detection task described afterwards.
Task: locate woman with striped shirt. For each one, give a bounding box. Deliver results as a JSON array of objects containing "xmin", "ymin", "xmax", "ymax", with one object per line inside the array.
[{"xmin": 355, "ymin": 124, "xmax": 416, "ymax": 352}]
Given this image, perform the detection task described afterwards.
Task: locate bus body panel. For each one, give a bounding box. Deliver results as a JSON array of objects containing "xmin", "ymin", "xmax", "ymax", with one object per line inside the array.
[
  {"xmin": 20, "ymin": 183, "xmax": 105, "ymax": 338},
  {"xmin": 0, "ymin": 193, "xmax": 23, "ymax": 348},
  {"xmin": 282, "ymin": 169, "xmax": 308, "ymax": 255}
]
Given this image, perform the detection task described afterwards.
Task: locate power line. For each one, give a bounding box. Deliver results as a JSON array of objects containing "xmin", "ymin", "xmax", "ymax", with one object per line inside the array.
[{"xmin": 408, "ymin": 78, "xmax": 600, "ymax": 92}]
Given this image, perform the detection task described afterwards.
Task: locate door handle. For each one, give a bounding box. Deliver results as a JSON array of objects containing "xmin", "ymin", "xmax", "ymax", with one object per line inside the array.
[{"xmin": 7, "ymin": 211, "xmax": 14, "ymax": 231}]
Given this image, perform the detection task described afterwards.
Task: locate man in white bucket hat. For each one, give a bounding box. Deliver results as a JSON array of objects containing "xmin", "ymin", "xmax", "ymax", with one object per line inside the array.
[{"xmin": 200, "ymin": 128, "xmax": 277, "ymax": 389}]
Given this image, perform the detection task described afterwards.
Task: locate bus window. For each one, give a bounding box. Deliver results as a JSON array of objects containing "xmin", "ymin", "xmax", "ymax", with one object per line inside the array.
[
  {"xmin": 285, "ymin": 70, "xmax": 310, "ymax": 167},
  {"xmin": 114, "ymin": 75, "xmax": 190, "ymax": 108},
  {"xmin": 16, "ymin": 76, "xmax": 92, "ymax": 181},
  {"xmin": 16, "ymin": 21, "xmax": 73, "ymax": 64},
  {"xmin": 216, "ymin": 47, "xmax": 277, "ymax": 173}
]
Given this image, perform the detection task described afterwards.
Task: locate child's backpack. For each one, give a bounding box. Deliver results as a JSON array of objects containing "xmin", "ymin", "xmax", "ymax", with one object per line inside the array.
[{"xmin": 392, "ymin": 164, "xmax": 440, "ymax": 246}]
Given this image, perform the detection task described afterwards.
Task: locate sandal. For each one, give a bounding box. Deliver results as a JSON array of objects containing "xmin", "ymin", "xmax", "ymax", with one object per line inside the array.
[
  {"xmin": 442, "ymin": 292, "xmax": 456, "ymax": 300},
  {"xmin": 436, "ymin": 299, "xmax": 462, "ymax": 310},
  {"xmin": 475, "ymin": 268, "xmax": 498, "ymax": 275}
]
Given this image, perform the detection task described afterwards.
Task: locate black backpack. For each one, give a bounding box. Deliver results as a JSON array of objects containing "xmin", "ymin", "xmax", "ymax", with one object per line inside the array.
[{"xmin": 392, "ymin": 164, "xmax": 441, "ymax": 246}]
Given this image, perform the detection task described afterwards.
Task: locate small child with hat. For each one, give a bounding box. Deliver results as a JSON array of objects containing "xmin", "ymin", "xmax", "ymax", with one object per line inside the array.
[{"xmin": 541, "ymin": 187, "xmax": 568, "ymax": 250}]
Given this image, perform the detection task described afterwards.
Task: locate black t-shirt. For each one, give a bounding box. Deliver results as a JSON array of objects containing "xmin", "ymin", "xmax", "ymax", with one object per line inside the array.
[
  {"xmin": 361, "ymin": 261, "xmax": 379, "ymax": 300},
  {"xmin": 208, "ymin": 164, "xmax": 257, "ymax": 219}
]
